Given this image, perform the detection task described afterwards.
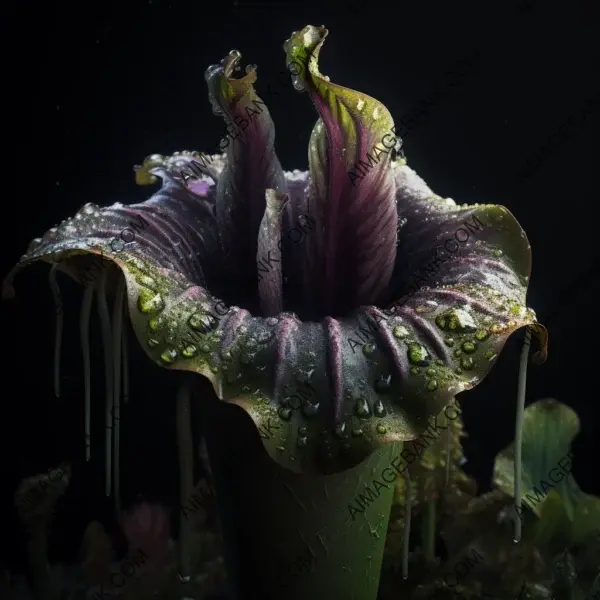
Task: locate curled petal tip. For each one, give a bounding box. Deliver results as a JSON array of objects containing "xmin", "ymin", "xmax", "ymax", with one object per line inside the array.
[
  {"xmin": 205, "ymin": 49, "xmax": 258, "ymax": 117},
  {"xmin": 283, "ymin": 25, "xmax": 328, "ymax": 92}
]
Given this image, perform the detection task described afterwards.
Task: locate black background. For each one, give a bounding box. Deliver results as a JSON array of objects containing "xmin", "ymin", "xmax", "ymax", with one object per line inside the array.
[{"xmin": 2, "ymin": 0, "xmax": 599, "ymax": 578}]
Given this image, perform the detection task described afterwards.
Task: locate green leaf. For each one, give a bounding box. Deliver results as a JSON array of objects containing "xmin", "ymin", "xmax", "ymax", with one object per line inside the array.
[{"xmin": 493, "ymin": 399, "xmax": 600, "ymax": 546}]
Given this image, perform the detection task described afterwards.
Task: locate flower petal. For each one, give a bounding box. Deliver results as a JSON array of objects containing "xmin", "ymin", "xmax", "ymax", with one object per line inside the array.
[
  {"xmin": 283, "ymin": 26, "xmax": 399, "ymax": 317},
  {"xmin": 387, "ymin": 161, "xmax": 548, "ymax": 362},
  {"xmin": 3, "ymin": 157, "xmax": 223, "ymax": 354},
  {"xmin": 205, "ymin": 50, "xmax": 287, "ymax": 308},
  {"xmin": 257, "ymin": 188, "xmax": 288, "ymax": 316}
]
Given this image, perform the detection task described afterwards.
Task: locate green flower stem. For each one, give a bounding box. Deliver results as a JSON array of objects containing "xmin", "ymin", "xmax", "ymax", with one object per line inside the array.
[{"xmin": 201, "ymin": 396, "xmax": 400, "ymax": 600}]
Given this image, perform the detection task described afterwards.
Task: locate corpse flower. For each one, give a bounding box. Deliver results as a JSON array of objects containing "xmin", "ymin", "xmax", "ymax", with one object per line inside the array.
[{"xmin": 4, "ymin": 25, "xmax": 547, "ymax": 600}]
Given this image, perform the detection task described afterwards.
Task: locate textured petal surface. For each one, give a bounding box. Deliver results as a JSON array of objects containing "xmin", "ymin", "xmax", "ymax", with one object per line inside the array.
[
  {"xmin": 5, "ymin": 26, "xmax": 547, "ymax": 477},
  {"xmin": 284, "ymin": 26, "xmax": 398, "ymax": 318},
  {"xmin": 205, "ymin": 50, "xmax": 287, "ymax": 309},
  {"xmin": 4, "ymin": 166, "xmax": 543, "ymax": 477}
]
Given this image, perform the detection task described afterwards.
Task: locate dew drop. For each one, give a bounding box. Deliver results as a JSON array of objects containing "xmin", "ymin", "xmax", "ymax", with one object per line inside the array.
[
  {"xmin": 200, "ymin": 343, "xmax": 211, "ymax": 353},
  {"xmin": 475, "ymin": 329, "xmax": 490, "ymax": 341},
  {"xmin": 462, "ymin": 341, "xmax": 477, "ymax": 354},
  {"xmin": 407, "ymin": 343, "xmax": 431, "ymax": 366},
  {"xmin": 352, "ymin": 427, "xmax": 364, "ymax": 437},
  {"xmin": 410, "ymin": 366, "xmax": 420, "ymax": 375},
  {"xmin": 220, "ymin": 349, "xmax": 232, "ymax": 361},
  {"xmin": 188, "ymin": 312, "xmax": 218, "ymax": 333},
  {"xmin": 291, "ymin": 76, "xmax": 306, "ymax": 92},
  {"xmin": 148, "ymin": 318, "xmax": 161, "ymax": 332},
  {"xmin": 444, "ymin": 337, "xmax": 455, "ymax": 347},
  {"xmin": 426, "ymin": 368, "xmax": 436, "ymax": 377},
  {"xmin": 427, "ymin": 379, "xmax": 438, "ymax": 391},
  {"xmin": 139, "ymin": 275, "xmax": 157, "ymax": 289},
  {"xmin": 376, "ymin": 424, "xmax": 387, "ymax": 434},
  {"xmin": 373, "ymin": 399, "xmax": 386, "ymax": 417},
  {"xmin": 335, "ymin": 421, "xmax": 348, "ymax": 438},
  {"xmin": 138, "ymin": 290, "xmax": 165, "ymax": 314},
  {"xmin": 357, "ymin": 99, "xmax": 365, "ymax": 111},
  {"xmin": 160, "ymin": 348, "xmax": 178, "ymax": 364},
  {"xmin": 436, "ymin": 309, "xmax": 477, "ymax": 332},
  {"xmin": 393, "ymin": 325, "xmax": 409, "ymax": 338},
  {"xmin": 148, "ymin": 338, "xmax": 159, "ymax": 348},
  {"xmin": 278, "ymin": 407, "xmax": 292, "ymax": 421},
  {"xmin": 298, "ymin": 426, "xmax": 308, "ymax": 436},
  {"xmin": 266, "ymin": 317, "xmax": 279, "ymax": 326},
  {"xmin": 374, "ymin": 375, "xmax": 391, "ymax": 394},
  {"xmin": 489, "ymin": 323, "xmax": 507, "ymax": 334},
  {"xmin": 460, "ymin": 357, "xmax": 474, "ymax": 370},
  {"xmin": 362, "ymin": 343, "xmax": 376, "ymax": 356},
  {"xmin": 484, "ymin": 350, "xmax": 498, "ymax": 361},
  {"xmin": 297, "ymin": 436, "xmax": 308, "ymax": 447},
  {"xmin": 355, "ymin": 397, "xmax": 371, "ymax": 418},
  {"xmin": 182, "ymin": 345, "xmax": 197, "ymax": 358}
]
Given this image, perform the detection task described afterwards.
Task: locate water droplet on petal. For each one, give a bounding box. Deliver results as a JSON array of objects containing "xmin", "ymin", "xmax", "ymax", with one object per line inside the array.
[
  {"xmin": 489, "ymin": 323, "xmax": 507, "ymax": 334},
  {"xmin": 393, "ymin": 325, "xmax": 409, "ymax": 338},
  {"xmin": 148, "ymin": 338, "xmax": 159, "ymax": 348},
  {"xmin": 362, "ymin": 343, "xmax": 376, "ymax": 356},
  {"xmin": 139, "ymin": 276, "xmax": 157, "ymax": 289},
  {"xmin": 374, "ymin": 375, "xmax": 391, "ymax": 394},
  {"xmin": 462, "ymin": 341, "xmax": 477, "ymax": 354},
  {"xmin": 182, "ymin": 345, "xmax": 197, "ymax": 358},
  {"xmin": 407, "ymin": 343, "xmax": 431, "ymax": 366},
  {"xmin": 160, "ymin": 348, "xmax": 178, "ymax": 364},
  {"xmin": 376, "ymin": 424, "xmax": 387, "ymax": 434},
  {"xmin": 475, "ymin": 329, "xmax": 490, "ymax": 341},
  {"xmin": 335, "ymin": 421, "xmax": 348, "ymax": 438},
  {"xmin": 427, "ymin": 379, "xmax": 438, "ymax": 391},
  {"xmin": 278, "ymin": 407, "xmax": 292, "ymax": 421},
  {"xmin": 460, "ymin": 357, "xmax": 474, "ymax": 370},
  {"xmin": 484, "ymin": 350, "xmax": 498, "ymax": 361},
  {"xmin": 436, "ymin": 309, "xmax": 476, "ymax": 332},
  {"xmin": 355, "ymin": 397, "xmax": 371, "ymax": 418},
  {"xmin": 188, "ymin": 312, "xmax": 218, "ymax": 333},
  {"xmin": 373, "ymin": 399, "xmax": 386, "ymax": 417},
  {"xmin": 138, "ymin": 290, "xmax": 165, "ymax": 314}
]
